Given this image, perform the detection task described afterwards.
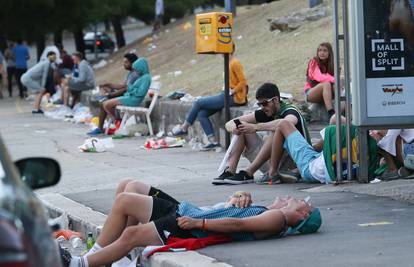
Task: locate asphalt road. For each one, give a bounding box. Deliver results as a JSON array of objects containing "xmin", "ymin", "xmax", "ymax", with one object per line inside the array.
[{"xmin": 1, "ymin": 98, "xmax": 414, "ymax": 267}]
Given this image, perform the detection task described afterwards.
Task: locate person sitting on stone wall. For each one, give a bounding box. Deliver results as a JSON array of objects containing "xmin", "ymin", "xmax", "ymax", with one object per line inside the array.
[
  {"xmin": 171, "ymin": 44, "xmax": 248, "ymax": 151},
  {"xmin": 304, "ymin": 42, "xmax": 336, "ymax": 118}
]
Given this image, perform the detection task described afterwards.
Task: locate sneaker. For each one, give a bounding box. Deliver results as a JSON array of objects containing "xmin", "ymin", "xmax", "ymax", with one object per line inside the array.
[
  {"xmin": 201, "ymin": 142, "xmax": 220, "ymax": 151},
  {"xmin": 224, "ymin": 170, "xmax": 254, "ymax": 185},
  {"xmin": 398, "ymin": 167, "xmax": 414, "ymax": 179},
  {"xmin": 212, "ymin": 167, "xmax": 235, "ymax": 185},
  {"xmin": 87, "ymin": 128, "xmax": 104, "ymax": 136},
  {"xmin": 279, "ymin": 170, "xmax": 301, "ymax": 183},
  {"xmin": 32, "ymin": 109, "xmax": 44, "ymax": 114},
  {"xmin": 171, "ymin": 127, "xmax": 188, "ymax": 136},
  {"xmin": 379, "ymin": 170, "xmax": 399, "ymax": 181},
  {"xmin": 255, "ymin": 173, "xmax": 281, "ymax": 185}
]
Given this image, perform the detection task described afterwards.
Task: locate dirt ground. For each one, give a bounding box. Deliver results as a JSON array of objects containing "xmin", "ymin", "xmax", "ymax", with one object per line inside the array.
[{"xmin": 95, "ymin": 0, "xmax": 333, "ymax": 102}]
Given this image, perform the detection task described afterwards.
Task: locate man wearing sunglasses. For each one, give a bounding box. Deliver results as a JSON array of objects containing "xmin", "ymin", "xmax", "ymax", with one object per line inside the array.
[{"xmin": 213, "ymin": 83, "xmax": 310, "ymax": 185}]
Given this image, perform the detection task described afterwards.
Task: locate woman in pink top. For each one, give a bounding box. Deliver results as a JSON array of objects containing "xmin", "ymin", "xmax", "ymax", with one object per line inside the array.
[{"xmin": 304, "ymin": 42, "xmax": 335, "ymax": 117}]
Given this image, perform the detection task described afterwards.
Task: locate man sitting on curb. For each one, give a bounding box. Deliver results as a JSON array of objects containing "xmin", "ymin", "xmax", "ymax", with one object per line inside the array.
[
  {"xmin": 68, "ymin": 179, "xmax": 321, "ymax": 267},
  {"xmin": 61, "ymin": 52, "xmax": 95, "ymax": 108},
  {"xmin": 266, "ymin": 119, "xmax": 378, "ymax": 183},
  {"xmin": 213, "ymin": 82, "xmax": 310, "ymax": 185},
  {"xmin": 87, "ymin": 53, "xmax": 140, "ymax": 136}
]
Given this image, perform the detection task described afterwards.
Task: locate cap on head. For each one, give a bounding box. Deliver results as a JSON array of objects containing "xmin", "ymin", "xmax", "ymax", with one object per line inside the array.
[
  {"xmin": 286, "ymin": 208, "xmax": 322, "ymax": 235},
  {"xmin": 255, "ymin": 83, "xmax": 280, "ymax": 100}
]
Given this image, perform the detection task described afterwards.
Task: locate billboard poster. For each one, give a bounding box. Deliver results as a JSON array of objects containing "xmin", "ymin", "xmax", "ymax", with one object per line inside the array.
[{"xmin": 363, "ymin": 0, "xmax": 414, "ymax": 118}]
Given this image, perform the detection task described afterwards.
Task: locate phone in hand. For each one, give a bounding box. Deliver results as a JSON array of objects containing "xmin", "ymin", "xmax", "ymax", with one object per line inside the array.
[{"xmin": 233, "ymin": 119, "xmax": 242, "ymax": 128}]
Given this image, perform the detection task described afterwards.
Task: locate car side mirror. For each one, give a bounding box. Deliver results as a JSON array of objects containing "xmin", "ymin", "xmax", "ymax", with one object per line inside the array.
[{"xmin": 15, "ymin": 158, "xmax": 61, "ymax": 190}]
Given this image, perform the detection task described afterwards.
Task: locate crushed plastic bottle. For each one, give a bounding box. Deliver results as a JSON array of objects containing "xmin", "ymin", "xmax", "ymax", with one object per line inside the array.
[{"xmin": 70, "ymin": 236, "xmax": 82, "ymax": 248}]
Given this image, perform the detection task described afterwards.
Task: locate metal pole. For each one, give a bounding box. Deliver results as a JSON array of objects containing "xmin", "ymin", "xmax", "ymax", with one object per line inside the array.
[
  {"xmin": 357, "ymin": 127, "xmax": 369, "ymax": 182},
  {"xmin": 94, "ymin": 24, "xmax": 98, "ymax": 60},
  {"xmin": 333, "ymin": 0, "xmax": 343, "ymax": 182},
  {"xmin": 224, "ymin": 53, "xmax": 230, "ymax": 148},
  {"xmin": 342, "ymin": 0, "xmax": 353, "ymax": 180}
]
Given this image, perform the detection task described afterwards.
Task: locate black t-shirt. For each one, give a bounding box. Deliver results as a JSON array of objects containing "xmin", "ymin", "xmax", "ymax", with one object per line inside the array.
[{"xmin": 254, "ymin": 109, "xmax": 304, "ymax": 136}]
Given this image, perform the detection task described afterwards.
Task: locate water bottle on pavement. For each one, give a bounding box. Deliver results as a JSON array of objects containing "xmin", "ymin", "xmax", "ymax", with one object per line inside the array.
[{"xmin": 86, "ymin": 232, "xmax": 95, "ymax": 250}]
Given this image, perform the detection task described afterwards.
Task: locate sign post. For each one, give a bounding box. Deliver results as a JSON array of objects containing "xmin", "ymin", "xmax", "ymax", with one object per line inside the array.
[
  {"xmin": 196, "ymin": 12, "xmax": 234, "ymax": 148},
  {"xmin": 349, "ymin": 0, "xmax": 414, "ymax": 181}
]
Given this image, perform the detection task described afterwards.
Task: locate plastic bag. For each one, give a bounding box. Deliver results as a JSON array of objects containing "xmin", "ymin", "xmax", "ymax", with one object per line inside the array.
[
  {"xmin": 78, "ymin": 138, "xmax": 114, "ymax": 153},
  {"xmin": 116, "ymin": 116, "xmax": 138, "ymax": 136}
]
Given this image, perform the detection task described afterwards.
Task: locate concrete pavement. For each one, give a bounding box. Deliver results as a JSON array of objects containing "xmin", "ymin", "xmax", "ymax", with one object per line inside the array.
[{"xmin": 1, "ymin": 98, "xmax": 414, "ymax": 266}]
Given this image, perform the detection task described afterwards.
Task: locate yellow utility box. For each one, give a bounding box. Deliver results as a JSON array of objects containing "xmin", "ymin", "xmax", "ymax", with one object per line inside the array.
[{"xmin": 196, "ymin": 12, "xmax": 233, "ymax": 54}]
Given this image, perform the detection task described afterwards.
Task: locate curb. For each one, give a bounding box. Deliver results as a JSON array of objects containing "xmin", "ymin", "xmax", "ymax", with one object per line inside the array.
[{"xmin": 39, "ymin": 193, "xmax": 233, "ymax": 267}]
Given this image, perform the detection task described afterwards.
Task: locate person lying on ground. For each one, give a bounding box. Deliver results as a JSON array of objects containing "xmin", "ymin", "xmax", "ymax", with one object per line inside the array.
[
  {"xmin": 376, "ymin": 128, "xmax": 414, "ymax": 180},
  {"xmin": 267, "ymin": 119, "xmax": 379, "ymax": 184},
  {"xmin": 213, "ymin": 82, "xmax": 310, "ymax": 186},
  {"xmin": 304, "ymin": 42, "xmax": 336, "ymax": 117},
  {"xmin": 61, "ymin": 52, "xmax": 95, "ymax": 108},
  {"xmin": 68, "ymin": 179, "xmax": 321, "ymax": 267},
  {"xmin": 87, "ymin": 53, "xmax": 140, "ymax": 136},
  {"xmin": 20, "ymin": 51, "xmax": 57, "ymax": 114},
  {"xmin": 171, "ymin": 44, "xmax": 248, "ymax": 151}
]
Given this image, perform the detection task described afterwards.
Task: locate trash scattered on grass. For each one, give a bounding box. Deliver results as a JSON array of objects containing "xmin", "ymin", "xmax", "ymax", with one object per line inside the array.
[
  {"xmin": 237, "ymin": 35, "xmax": 243, "ymax": 40},
  {"xmin": 358, "ymin": 222, "xmax": 394, "ymax": 227},
  {"xmin": 152, "ymin": 75, "xmax": 161, "ymax": 81},
  {"xmin": 35, "ymin": 130, "xmax": 47, "ymax": 134},
  {"xmin": 370, "ymin": 178, "xmax": 381, "ymax": 184},
  {"xmin": 190, "ymin": 59, "xmax": 197, "ymax": 65},
  {"xmin": 174, "ymin": 70, "xmax": 182, "ymax": 77},
  {"xmin": 181, "ymin": 22, "xmax": 192, "ymax": 30}
]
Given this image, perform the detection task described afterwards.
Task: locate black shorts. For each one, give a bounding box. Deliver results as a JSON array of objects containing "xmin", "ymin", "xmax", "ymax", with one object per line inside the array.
[{"xmin": 149, "ymin": 187, "xmax": 194, "ymax": 243}]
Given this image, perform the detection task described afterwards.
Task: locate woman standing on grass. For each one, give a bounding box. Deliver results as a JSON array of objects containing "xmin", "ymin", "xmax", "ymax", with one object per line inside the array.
[{"xmin": 304, "ymin": 42, "xmax": 336, "ymax": 118}]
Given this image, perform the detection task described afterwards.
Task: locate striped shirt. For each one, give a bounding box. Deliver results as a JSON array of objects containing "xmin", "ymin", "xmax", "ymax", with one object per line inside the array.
[{"xmin": 177, "ymin": 202, "xmax": 268, "ymax": 241}]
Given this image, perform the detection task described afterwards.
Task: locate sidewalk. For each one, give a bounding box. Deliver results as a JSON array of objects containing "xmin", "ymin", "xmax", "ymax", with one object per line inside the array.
[{"xmin": 1, "ymin": 99, "xmax": 414, "ymax": 266}]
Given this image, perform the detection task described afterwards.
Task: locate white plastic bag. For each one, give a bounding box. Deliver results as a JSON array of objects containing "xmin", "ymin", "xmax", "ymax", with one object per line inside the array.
[
  {"xmin": 78, "ymin": 138, "xmax": 114, "ymax": 153},
  {"xmin": 116, "ymin": 116, "xmax": 140, "ymax": 136}
]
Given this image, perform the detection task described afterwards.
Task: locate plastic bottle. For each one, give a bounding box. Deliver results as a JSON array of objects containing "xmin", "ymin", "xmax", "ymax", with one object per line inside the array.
[
  {"xmin": 70, "ymin": 236, "xmax": 82, "ymax": 248},
  {"xmin": 86, "ymin": 232, "xmax": 95, "ymax": 250}
]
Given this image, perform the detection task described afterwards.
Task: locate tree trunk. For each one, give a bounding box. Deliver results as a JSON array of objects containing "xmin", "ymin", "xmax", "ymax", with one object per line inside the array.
[
  {"xmin": 54, "ymin": 29, "xmax": 63, "ymax": 46},
  {"xmin": 104, "ymin": 20, "xmax": 111, "ymax": 32},
  {"xmin": 36, "ymin": 35, "xmax": 46, "ymax": 61},
  {"xmin": 111, "ymin": 16, "xmax": 125, "ymax": 49},
  {"xmin": 73, "ymin": 27, "xmax": 85, "ymax": 56}
]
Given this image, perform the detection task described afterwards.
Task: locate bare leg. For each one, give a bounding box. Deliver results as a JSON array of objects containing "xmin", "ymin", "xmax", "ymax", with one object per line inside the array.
[
  {"xmin": 268, "ymin": 120, "xmax": 298, "ymax": 176},
  {"xmin": 34, "ymin": 90, "xmax": 46, "ymax": 110},
  {"xmin": 62, "ymin": 86, "xmax": 70, "ymax": 106},
  {"xmin": 88, "ymin": 223, "xmax": 162, "ymax": 267},
  {"xmin": 98, "ymin": 104, "xmax": 107, "ymax": 130},
  {"xmin": 396, "ymin": 136, "xmax": 404, "ymax": 164},
  {"xmin": 95, "ymin": 193, "xmax": 153, "ymax": 247},
  {"xmin": 103, "ymin": 98, "xmax": 122, "ymax": 118},
  {"xmin": 227, "ymin": 133, "xmax": 259, "ymax": 174},
  {"xmin": 306, "ymin": 82, "xmax": 334, "ymax": 112},
  {"xmin": 245, "ymin": 134, "xmax": 273, "ymax": 175}
]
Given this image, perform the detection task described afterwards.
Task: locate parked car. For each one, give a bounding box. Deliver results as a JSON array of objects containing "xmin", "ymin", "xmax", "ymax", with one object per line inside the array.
[
  {"xmin": 84, "ymin": 32, "xmax": 115, "ymax": 53},
  {"xmin": 0, "ymin": 135, "xmax": 63, "ymax": 267}
]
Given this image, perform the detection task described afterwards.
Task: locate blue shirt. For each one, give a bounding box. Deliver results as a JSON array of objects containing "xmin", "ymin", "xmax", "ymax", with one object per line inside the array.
[
  {"xmin": 177, "ymin": 202, "xmax": 268, "ymax": 241},
  {"xmin": 12, "ymin": 44, "xmax": 29, "ymax": 69},
  {"xmin": 125, "ymin": 70, "xmax": 140, "ymax": 86}
]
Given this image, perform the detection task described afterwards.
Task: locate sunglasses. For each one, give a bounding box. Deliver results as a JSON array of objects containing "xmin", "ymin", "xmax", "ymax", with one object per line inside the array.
[{"xmin": 257, "ymin": 96, "xmax": 277, "ymax": 107}]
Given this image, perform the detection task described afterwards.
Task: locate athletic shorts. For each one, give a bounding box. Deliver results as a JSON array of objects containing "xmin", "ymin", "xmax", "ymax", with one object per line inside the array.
[
  {"xmin": 403, "ymin": 142, "xmax": 414, "ymax": 170},
  {"xmin": 283, "ymin": 131, "xmax": 320, "ymax": 180},
  {"xmin": 149, "ymin": 187, "xmax": 194, "ymax": 244}
]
